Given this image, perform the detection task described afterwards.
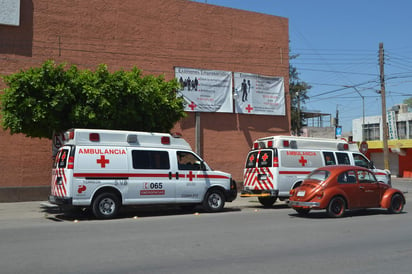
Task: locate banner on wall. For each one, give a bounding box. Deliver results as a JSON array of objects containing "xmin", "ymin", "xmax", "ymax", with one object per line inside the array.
[
  {"xmin": 234, "ymin": 72, "xmax": 285, "ymax": 115},
  {"xmin": 175, "ymin": 67, "xmax": 233, "ymax": 113}
]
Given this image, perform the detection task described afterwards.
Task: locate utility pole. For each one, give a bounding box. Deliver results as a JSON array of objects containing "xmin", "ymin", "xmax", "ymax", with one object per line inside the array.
[
  {"xmin": 296, "ymin": 91, "xmax": 301, "ymax": 136},
  {"xmin": 379, "ymin": 42, "xmax": 390, "ymax": 170}
]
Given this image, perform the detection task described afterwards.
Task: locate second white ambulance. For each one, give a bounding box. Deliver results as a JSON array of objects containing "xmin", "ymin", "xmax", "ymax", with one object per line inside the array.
[
  {"xmin": 241, "ymin": 136, "xmax": 391, "ymax": 207},
  {"xmin": 49, "ymin": 129, "xmax": 237, "ymax": 218}
]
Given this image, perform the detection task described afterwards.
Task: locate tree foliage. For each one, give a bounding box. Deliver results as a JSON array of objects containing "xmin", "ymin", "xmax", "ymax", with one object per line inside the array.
[
  {"xmin": 289, "ymin": 55, "xmax": 311, "ymax": 136},
  {"xmin": 403, "ymin": 97, "xmax": 412, "ymax": 107},
  {"xmin": 0, "ymin": 60, "xmax": 186, "ymax": 138}
]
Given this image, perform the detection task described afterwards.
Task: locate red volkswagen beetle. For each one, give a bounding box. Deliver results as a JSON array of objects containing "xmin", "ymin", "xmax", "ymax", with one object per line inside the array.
[{"xmin": 289, "ymin": 165, "xmax": 405, "ymax": 218}]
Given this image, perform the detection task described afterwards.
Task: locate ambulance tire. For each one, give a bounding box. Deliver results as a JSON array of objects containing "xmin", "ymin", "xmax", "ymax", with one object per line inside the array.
[
  {"xmin": 92, "ymin": 192, "xmax": 121, "ymax": 219},
  {"xmin": 203, "ymin": 189, "xmax": 225, "ymax": 212},
  {"xmin": 258, "ymin": 197, "xmax": 277, "ymax": 207}
]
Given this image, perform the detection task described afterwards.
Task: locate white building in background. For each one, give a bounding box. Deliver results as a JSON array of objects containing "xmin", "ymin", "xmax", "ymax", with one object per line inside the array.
[{"xmin": 352, "ymin": 104, "xmax": 412, "ymax": 177}]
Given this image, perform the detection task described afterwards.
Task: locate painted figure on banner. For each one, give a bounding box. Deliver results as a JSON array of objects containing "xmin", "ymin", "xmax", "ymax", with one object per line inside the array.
[{"xmin": 242, "ymin": 79, "xmax": 248, "ymax": 102}]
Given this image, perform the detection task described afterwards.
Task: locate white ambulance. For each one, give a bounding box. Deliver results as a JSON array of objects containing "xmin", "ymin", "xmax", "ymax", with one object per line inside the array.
[
  {"xmin": 49, "ymin": 129, "xmax": 237, "ymax": 218},
  {"xmin": 241, "ymin": 136, "xmax": 391, "ymax": 207}
]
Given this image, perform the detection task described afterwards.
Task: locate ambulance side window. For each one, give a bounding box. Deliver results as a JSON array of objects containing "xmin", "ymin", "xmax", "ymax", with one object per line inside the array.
[
  {"xmin": 336, "ymin": 152, "xmax": 350, "ymax": 165},
  {"xmin": 353, "ymin": 153, "xmax": 370, "ymax": 168},
  {"xmin": 177, "ymin": 151, "xmax": 203, "ymax": 170},
  {"xmin": 323, "ymin": 151, "xmax": 336, "ymax": 165},
  {"xmin": 132, "ymin": 150, "xmax": 170, "ymax": 169}
]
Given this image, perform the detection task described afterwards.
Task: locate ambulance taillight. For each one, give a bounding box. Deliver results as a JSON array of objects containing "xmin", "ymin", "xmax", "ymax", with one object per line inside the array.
[
  {"xmin": 68, "ymin": 156, "xmax": 74, "ymax": 169},
  {"xmin": 161, "ymin": 136, "xmax": 170, "ymax": 145},
  {"xmin": 273, "ymin": 156, "xmax": 279, "ymax": 167},
  {"xmin": 67, "ymin": 130, "xmax": 75, "ymax": 140},
  {"xmin": 89, "ymin": 133, "xmax": 100, "ymax": 142}
]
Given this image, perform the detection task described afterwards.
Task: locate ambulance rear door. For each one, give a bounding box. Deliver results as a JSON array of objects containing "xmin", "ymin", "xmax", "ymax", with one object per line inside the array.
[{"xmin": 50, "ymin": 146, "xmax": 74, "ymax": 203}]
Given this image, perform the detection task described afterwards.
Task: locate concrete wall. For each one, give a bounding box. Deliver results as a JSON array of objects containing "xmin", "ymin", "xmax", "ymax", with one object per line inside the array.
[{"xmin": 0, "ymin": 0, "xmax": 289, "ymax": 200}]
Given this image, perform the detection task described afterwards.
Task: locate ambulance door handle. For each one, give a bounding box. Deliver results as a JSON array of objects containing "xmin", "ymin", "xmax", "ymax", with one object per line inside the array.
[
  {"xmin": 175, "ymin": 172, "xmax": 179, "ymax": 180},
  {"xmin": 169, "ymin": 172, "xmax": 172, "ymax": 180}
]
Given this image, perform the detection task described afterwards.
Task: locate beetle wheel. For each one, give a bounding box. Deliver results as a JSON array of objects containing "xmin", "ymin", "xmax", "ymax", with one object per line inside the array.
[
  {"xmin": 327, "ymin": 196, "xmax": 346, "ymax": 218},
  {"xmin": 388, "ymin": 193, "xmax": 404, "ymax": 214},
  {"xmin": 294, "ymin": 208, "xmax": 310, "ymax": 215}
]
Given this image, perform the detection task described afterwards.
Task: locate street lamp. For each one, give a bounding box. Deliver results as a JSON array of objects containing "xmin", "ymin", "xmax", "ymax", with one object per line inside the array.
[{"xmin": 344, "ymin": 85, "xmax": 365, "ymax": 140}]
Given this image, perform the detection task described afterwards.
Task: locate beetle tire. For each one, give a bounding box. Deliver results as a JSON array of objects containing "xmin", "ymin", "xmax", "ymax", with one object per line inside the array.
[
  {"xmin": 258, "ymin": 197, "xmax": 277, "ymax": 207},
  {"xmin": 294, "ymin": 208, "xmax": 310, "ymax": 215},
  {"xmin": 327, "ymin": 196, "xmax": 346, "ymax": 218},
  {"xmin": 203, "ymin": 189, "xmax": 225, "ymax": 212},
  {"xmin": 92, "ymin": 192, "xmax": 121, "ymax": 219},
  {"xmin": 388, "ymin": 193, "xmax": 404, "ymax": 214}
]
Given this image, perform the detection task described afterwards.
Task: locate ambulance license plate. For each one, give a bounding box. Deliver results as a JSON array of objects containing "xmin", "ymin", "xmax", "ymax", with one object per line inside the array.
[{"xmin": 297, "ymin": 191, "xmax": 305, "ymax": 197}]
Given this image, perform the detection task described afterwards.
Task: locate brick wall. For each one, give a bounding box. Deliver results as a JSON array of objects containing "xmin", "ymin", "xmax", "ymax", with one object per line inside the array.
[{"xmin": 0, "ymin": 0, "xmax": 289, "ymax": 200}]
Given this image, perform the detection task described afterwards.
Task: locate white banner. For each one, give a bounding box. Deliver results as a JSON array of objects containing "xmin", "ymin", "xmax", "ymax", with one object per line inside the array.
[
  {"xmin": 175, "ymin": 67, "xmax": 233, "ymax": 113},
  {"xmin": 387, "ymin": 110, "xmax": 398, "ymax": 140},
  {"xmin": 234, "ymin": 72, "xmax": 285, "ymax": 115}
]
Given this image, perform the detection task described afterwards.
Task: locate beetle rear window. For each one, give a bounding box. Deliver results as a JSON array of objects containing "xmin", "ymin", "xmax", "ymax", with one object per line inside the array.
[{"xmin": 307, "ymin": 170, "xmax": 330, "ymax": 182}]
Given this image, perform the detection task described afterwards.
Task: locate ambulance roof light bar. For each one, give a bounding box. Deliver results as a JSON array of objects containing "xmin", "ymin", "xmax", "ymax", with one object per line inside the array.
[
  {"xmin": 337, "ymin": 143, "xmax": 349, "ymax": 151},
  {"xmin": 89, "ymin": 133, "xmax": 100, "ymax": 142},
  {"xmin": 161, "ymin": 136, "xmax": 171, "ymax": 145}
]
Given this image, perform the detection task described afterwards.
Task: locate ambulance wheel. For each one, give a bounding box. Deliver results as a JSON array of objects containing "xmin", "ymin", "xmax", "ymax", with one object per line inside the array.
[
  {"xmin": 258, "ymin": 197, "xmax": 277, "ymax": 207},
  {"xmin": 92, "ymin": 192, "xmax": 120, "ymax": 219},
  {"xmin": 203, "ymin": 189, "xmax": 225, "ymax": 212}
]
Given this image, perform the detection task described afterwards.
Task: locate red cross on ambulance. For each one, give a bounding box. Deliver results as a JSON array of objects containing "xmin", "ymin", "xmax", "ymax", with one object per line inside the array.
[
  {"xmin": 298, "ymin": 156, "xmax": 307, "ymax": 167},
  {"xmin": 187, "ymin": 171, "xmax": 196, "ymax": 181},
  {"xmin": 97, "ymin": 155, "xmax": 110, "ymax": 168}
]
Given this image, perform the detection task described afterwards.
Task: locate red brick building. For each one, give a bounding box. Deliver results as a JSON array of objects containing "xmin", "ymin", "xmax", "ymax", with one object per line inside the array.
[{"xmin": 0, "ymin": 0, "xmax": 290, "ymax": 201}]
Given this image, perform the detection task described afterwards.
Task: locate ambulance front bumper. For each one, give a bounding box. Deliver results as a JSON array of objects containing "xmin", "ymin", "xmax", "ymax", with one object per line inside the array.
[{"xmin": 49, "ymin": 195, "xmax": 72, "ymax": 206}]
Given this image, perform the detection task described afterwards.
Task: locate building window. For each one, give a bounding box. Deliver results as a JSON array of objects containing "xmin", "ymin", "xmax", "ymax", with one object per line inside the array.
[
  {"xmin": 397, "ymin": 121, "xmax": 406, "ymax": 139},
  {"xmin": 409, "ymin": 121, "xmax": 412, "ymax": 139},
  {"xmin": 364, "ymin": 123, "xmax": 380, "ymax": 140}
]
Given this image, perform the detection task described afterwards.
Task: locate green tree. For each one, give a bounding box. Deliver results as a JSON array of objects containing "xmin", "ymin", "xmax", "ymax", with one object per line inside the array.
[
  {"xmin": 289, "ymin": 55, "xmax": 311, "ymax": 136},
  {"xmin": 403, "ymin": 97, "xmax": 412, "ymax": 108},
  {"xmin": 0, "ymin": 60, "xmax": 186, "ymax": 138}
]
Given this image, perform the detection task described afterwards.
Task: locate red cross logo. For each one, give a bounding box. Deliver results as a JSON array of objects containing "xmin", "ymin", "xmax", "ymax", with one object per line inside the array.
[
  {"xmin": 187, "ymin": 171, "xmax": 196, "ymax": 181},
  {"xmin": 299, "ymin": 156, "xmax": 307, "ymax": 167},
  {"xmin": 261, "ymin": 153, "xmax": 268, "ymax": 161},
  {"xmin": 188, "ymin": 101, "xmax": 197, "ymax": 110},
  {"xmin": 97, "ymin": 155, "xmax": 110, "ymax": 168},
  {"xmin": 249, "ymin": 155, "xmax": 255, "ymax": 162},
  {"xmin": 245, "ymin": 104, "xmax": 254, "ymax": 113},
  {"xmin": 61, "ymin": 151, "xmax": 67, "ymax": 161}
]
